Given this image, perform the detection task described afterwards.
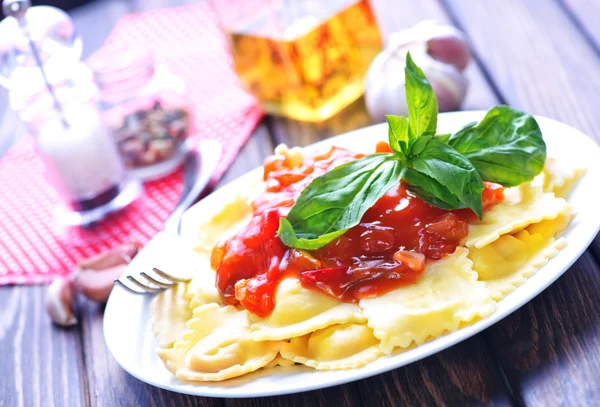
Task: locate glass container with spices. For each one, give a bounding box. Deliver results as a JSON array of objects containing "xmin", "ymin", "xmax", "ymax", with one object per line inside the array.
[
  {"xmin": 90, "ymin": 47, "xmax": 192, "ymax": 181},
  {"xmin": 0, "ymin": 0, "xmax": 140, "ymax": 225}
]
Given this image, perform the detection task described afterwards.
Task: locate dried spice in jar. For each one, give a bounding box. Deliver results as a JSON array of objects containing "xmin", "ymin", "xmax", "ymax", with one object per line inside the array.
[
  {"xmin": 91, "ymin": 46, "xmax": 192, "ymax": 180},
  {"xmin": 116, "ymin": 101, "xmax": 190, "ymax": 168}
]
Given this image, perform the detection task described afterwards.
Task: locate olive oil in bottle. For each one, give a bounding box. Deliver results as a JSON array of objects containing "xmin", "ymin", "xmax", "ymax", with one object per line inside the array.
[{"xmin": 226, "ymin": 0, "xmax": 382, "ymax": 121}]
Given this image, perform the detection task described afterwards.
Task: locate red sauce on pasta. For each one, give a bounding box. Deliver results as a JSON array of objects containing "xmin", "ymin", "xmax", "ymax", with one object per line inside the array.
[{"xmin": 212, "ymin": 144, "xmax": 504, "ymax": 317}]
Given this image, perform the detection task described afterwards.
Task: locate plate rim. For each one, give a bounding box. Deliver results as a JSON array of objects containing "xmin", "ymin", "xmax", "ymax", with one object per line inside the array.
[{"xmin": 104, "ymin": 111, "xmax": 600, "ymax": 398}]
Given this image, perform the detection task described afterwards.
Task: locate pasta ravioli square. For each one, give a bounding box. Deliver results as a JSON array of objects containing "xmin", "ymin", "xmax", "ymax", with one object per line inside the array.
[
  {"xmin": 158, "ymin": 304, "xmax": 280, "ymax": 382},
  {"xmin": 359, "ymin": 248, "xmax": 496, "ymax": 353},
  {"xmin": 250, "ymin": 278, "xmax": 366, "ymax": 341},
  {"xmin": 542, "ymin": 157, "xmax": 585, "ymax": 198},
  {"xmin": 280, "ymin": 323, "xmax": 381, "ymax": 370},
  {"xmin": 465, "ymin": 182, "xmax": 569, "ymax": 249},
  {"xmin": 469, "ymin": 208, "xmax": 573, "ymax": 300}
]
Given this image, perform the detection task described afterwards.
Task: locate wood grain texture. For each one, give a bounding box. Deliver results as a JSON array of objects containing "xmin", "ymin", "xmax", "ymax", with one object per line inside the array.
[
  {"xmin": 0, "ymin": 286, "xmax": 86, "ymax": 407},
  {"xmin": 78, "ymin": 299, "xmax": 222, "ymax": 407},
  {"xmin": 443, "ymin": 0, "xmax": 600, "ymax": 404},
  {"xmin": 356, "ymin": 338, "xmax": 512, "ymax": 407},
  {"xmin": 443, "ymin": 0, "xmax": 600, "ymax": 143},
  {"xmin": 70, "ymin": 0, "xmax": 130, "ymax": 60},
  {"xmin": 217, "ymin": 123, "xmax": 274, "ymax": 186},
  {"xmin": 484, "ymin": 253, "xmax": 600, "ymax": 406},
  {"xmin": 559, "ymin": 0, "xmax": 600, "ymax": 52},
  {"xmin": 225, "ymin": 383, "xmax": 364, "ymax": 407}
]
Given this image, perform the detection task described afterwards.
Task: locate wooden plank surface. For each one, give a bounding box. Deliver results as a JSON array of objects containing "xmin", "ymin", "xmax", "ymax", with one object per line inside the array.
[
  {"xmin": 443, "ymin": 0, "xmax": 600, "ymax": 143},
  {"xmin": 484, "ymin": 252, "xmax": 600, "ymax": 406},
  {"xmin": 443, "ymin": 0, "xmax": 600, "ymax": 404},
  {"xmin": 0, "ymin": 286, "xmax": 86, "ymax": 407},
  {"xmin": 560, "ymin": 0, "xmax": 600, "ymax": 52}
]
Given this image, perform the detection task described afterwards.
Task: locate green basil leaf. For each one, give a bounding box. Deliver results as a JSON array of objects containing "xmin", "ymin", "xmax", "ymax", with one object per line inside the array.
[
  {"xmin": 405, "ymin": 52, "xmax": 438, "ymax": 140},
  {"xmin": 386, "ymin": 115, "xmax": 409, "ymax": 158},
  {"xmin": 278, "ymin": 154, "xmax": 404, "ymax": 250},
  {"xmin": 409, "ymin": 135, "xmax": 434, "ymax": 157},
  {"xmin": 435, "ymin": 133, "xmax": 451, "ymax": 143},
  {"xmin": 446, "ymin": 106, "xmax": 546, "ymax": 187},
  {"xmin": 403, "ymin": 168, "xmax": 461, "ymax": 210},
  {"xmin": 410, "ymin": 138, "xmax": 484, "ymax": 218}
]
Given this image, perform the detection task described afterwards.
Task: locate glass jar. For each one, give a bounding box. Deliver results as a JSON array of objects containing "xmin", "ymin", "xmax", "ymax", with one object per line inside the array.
[
  {"xmin": 211, "ymin": 0, "xmax": 382, "ymax": 122},
  {"xmin": 0, "ymin": 2, "xmax": 140, "ymax": 226},
  {"xmin": 91, "ymin": 47, "xmax": 192, "ymax": 181}
]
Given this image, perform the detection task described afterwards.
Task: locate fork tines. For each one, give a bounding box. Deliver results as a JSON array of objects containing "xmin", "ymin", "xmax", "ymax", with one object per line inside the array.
[{"xmin": 115, "ymin": 267, "xmax": 191, "ymax": 294}]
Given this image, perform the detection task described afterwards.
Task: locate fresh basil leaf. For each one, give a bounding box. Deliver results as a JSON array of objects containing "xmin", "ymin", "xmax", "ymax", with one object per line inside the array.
[
  {"xmin": 410, "ymin": 138, "xmax": 484, "ymax": 218},
  {"xmin": 403, "ymin": 168, "xmax": 461, "ymax": 210},
  {"xmin": 278, "ymin": 154, "xmax": 404, "ymax": 250},
  {"xmin": 386, "ymin": 115, "xmax": 409, "ymax": 158},
  {"xmin": 409, "ymin": 135, "xmax": 433, "ymax": 157},
  {"xmin": 405, "ymin": 52, "xmax": 438, "ymax": 140},
  {"xmin": 435, "ymin": 133, "xmax": 451, "ymax": 143},
  {"xmin": 446, "ymin": 106, "xmax": 546, "ymax": 187}
]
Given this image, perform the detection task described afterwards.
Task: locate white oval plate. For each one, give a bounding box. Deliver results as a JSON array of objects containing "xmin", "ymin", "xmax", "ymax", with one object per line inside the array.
[{"xmin": 104, "ymin": 111, "xmax": 600, "ymax": 398}]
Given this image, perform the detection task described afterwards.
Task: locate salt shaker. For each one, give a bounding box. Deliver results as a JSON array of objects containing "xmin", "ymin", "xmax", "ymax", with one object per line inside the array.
[{"xmin": 0, "ymin": 0, "xmax": 140, "ymax": 225}]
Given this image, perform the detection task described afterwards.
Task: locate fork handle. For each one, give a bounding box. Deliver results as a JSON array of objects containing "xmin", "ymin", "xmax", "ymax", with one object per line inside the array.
[{"xmin": 163, "ymin": 141, "xmax": 222, "ymax": 236}]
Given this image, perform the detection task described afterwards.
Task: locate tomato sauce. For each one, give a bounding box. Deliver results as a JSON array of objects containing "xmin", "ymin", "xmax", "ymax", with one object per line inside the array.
[{"xmin": 211, "ymin": 145, "xmax": 504, "ymax": 317}]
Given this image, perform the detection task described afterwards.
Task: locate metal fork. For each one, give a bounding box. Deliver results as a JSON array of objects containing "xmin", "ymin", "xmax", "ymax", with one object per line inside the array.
[
  {"xmin": 115, "ymin": 267, "xmax": 192, "ymax": 294},
  {"xmin": 114, "ymin": 141, "xmax": 221, "ymax": 294}
]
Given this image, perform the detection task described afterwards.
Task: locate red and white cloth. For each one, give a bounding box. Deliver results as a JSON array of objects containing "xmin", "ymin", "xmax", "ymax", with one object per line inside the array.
[{"xmin": 0, "ymin": 4, "xmax": 263, "ymax": 284}]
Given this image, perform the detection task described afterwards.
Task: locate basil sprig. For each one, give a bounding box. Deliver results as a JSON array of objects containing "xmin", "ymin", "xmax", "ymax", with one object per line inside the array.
[
  {"xmin": 446, "ymin": 106, "xmax": 546, "ymax": 187},
  {"xmin": 278, "ymin": 52, "xmax": 546, "ymax": 250},
  {"xmin": 278, "ymin": 154, "xmax": 404, "ymax": 250}
]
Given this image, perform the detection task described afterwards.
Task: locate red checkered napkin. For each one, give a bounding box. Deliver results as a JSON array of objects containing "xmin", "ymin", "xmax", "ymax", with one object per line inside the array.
[{"xmin": 0, "ymin": 3, "xmax": 263, "ymax": 284}]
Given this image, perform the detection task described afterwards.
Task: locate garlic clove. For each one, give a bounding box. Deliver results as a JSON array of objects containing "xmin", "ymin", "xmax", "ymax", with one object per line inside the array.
[
  {"xmin": 386, "ymin": 20, "xmax": 470, "ymax": 72},
  {"xmin": 73, "ymin": 264, "xmax": 126, "ymax": 303},
  {"xmin": 365, "ymin": 20, "xmax": 471, "ymax": 123},
  {"xmin": 77, "ymin": 242, "xmax": 137, "ymax": 271},
  {"xmin": 365, "ymin": 44, "xmax": 412, "ymax": 122},
  {"xmin": 46, "ymin": 277, "xmax": 78, "ymax": 327},
  {"xmin": 426, "ymin": 33, "xmax": 470, "ymax": 72},
  {"xmin": 365, "ymin": 45, "xmax": 469, "ymax": 122},
  {"xmin": 417, "ymin": 55, "xmax": 469, "ymax": 112}
]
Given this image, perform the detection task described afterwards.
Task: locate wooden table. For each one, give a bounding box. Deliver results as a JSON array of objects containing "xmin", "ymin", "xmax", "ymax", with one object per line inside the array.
[{"xmin": 2, "ymin": 0, "xmax": 600, "ymax": 405}]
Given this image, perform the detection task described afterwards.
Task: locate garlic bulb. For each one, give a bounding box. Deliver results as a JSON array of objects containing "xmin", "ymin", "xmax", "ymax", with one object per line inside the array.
[
  {"xmin": 46, "ymin": 277, "xmax": 78, "ymax": 327},
  {"xmin": 365, "ymin": 21, "xmax": 471, "ymax": 123},
  {"xmin": 46, "ymin": 242, "xmax": 138, "ymax": 326}
]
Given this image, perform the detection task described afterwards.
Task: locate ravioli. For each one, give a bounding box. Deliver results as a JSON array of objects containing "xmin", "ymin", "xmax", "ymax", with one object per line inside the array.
[
  {"xmin": 280, "ymin": 323, "xmax": 381, "ymax": 370},
  {"xmin": 158, "ymin": 304, "xmax": 280, "ymax": 382},
  {"xmin": 542, "ymin": 157, "xmax": 585, "ymax": 198},
  {"xmin": 185, "ymin": 253, "xmax": 221, "ymax": 309},
  {"xmin": 192, "ymin": 180, "xmax": 260, "ymax": 255},
  {"xmin": 250, "ymin": 278, "xmax": 366, "ymax": 341},
  {"xmin": 465, "ymin": 182, "xmax": 569, "ymax": 249},
  {"xmin": 150, "ymin": 142, "xmax": 584, "ymax": 382},
  {"xmin": 151, "ymin": 283, "xmax": 193, "ymax": 349},
  {"xmin": 360, "ymin": 248, "xmax": 496, "ymax": 353},
  {"xmin": 469, "ymin": 207, "xmax": 573, "ymax": 300}
]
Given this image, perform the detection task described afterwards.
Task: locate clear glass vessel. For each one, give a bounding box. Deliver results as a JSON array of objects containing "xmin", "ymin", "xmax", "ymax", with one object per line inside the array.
[
  {"xmin": 0, "ymin": 2, "xmax": 140, "ymax": 225},
  {"xmin": 212, "ymin": 0, "xmax": 382, "ymax": 121},
  {"xmin": 92, "ymin": 47, "xmax": 192, "ymax": 181}
]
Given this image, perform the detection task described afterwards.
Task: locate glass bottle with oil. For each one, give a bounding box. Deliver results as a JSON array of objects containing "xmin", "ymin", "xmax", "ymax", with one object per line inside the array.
[{"xmin": 214, "ymin": 0, "xmax": 382, "ymax": 121}]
